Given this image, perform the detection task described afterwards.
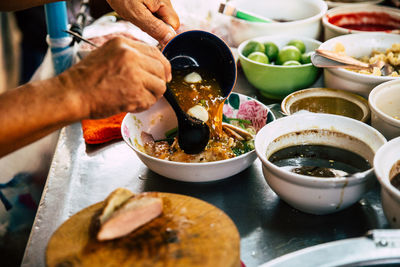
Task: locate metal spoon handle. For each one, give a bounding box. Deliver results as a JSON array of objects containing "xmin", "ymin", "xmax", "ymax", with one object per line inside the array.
[
  {"xmin": 315, "ymin": 49, "xmax": 369, "ymax": 69},
  {"xmin": 311, "ymin": 53, "xmax": 368, "ymax": 70},
  {"xmin": 63, "ymin": 30, "xmax": 99, "ymax": 48}
]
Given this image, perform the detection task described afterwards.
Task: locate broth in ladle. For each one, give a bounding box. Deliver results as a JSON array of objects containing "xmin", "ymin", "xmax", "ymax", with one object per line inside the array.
[
  {"xmin": 168, "ymin": 69, "xmax": 225, "ymax": 138},
  {"xmin": 141, "ymin": 68, "xmax": 255, "ymax": 162}
]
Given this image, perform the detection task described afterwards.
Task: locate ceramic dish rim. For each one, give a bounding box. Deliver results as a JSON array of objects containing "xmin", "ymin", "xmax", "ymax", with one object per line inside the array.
[
  {"xmin": 324, "ymin": 0, "xmax": 384, "ymax": 8},
  {"xmin": 255, "ymin": 113, "xmax": 386, "ymax": 186},
  {"xmin": 322, "ymin": 4, "xmax": 400, "ymax": 35},
  {"xmin": 318, "ymin": 32, "xmax": 400, "ymax": 81},
  {"xmin": 121, "ymin": 92, "xmax": 275, "ymax": 166},
  {"xmin": 281, "ymin": 87, "xmax": 371, "ymax": 122},
  {"xmin": 369, "ymin": 80, "xmax": 400, "ymax": 127},
  {"xmin": 228, "ymin": 0, "xmax": 328, "ymax": 26},
  {"xmin": 374, "ymin": 137, "xmax": 400, "ymax": 199}
]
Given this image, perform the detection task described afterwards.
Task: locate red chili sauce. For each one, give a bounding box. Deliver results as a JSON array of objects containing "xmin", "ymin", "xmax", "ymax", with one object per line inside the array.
[{"xmin": 328, "ymin": 12, "xmax": 400, "ymax": 32}]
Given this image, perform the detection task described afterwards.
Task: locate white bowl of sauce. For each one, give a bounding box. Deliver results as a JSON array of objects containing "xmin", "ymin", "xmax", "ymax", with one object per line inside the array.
[
  {"xmin": 374, "ymin": 136, "xmax": 400, "ymax": 228},
  {"xmin": 281, "ymin": 87, "xmax": 370, "ymax": 122},
  {"xmin": 322, "ymin": 4, "xmax": 400, "ymax": 40},
  {"xmin": 255, "ymin": 113, "xmax": 386, "ymax": 215}
]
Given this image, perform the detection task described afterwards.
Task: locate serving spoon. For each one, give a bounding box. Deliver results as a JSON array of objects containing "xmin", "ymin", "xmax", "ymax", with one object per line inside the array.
[
  {"xmin": 162, "ymin": 30, "xmax": 237, "ymax": 154},
  {"xmin": 65, "ymin": 29, "xmax": 213, "ymax": 154},
  {"xmin": 311, "ymin": 49, "xmax": 394, "ymax": 76},
  {"xmin": 164, "ymin": 85, "xmax": 210, "ymax": 154}
]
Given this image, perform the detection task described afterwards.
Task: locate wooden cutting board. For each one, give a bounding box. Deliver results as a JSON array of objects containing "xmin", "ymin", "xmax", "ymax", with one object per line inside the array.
[{"xmin": 46, "ymin": 192, "xmax": 240, "ymax": 267}]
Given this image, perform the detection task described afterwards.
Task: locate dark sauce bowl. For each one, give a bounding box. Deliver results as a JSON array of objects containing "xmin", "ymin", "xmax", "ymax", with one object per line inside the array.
[
  {"xmin": 255, "ymin": 113, "xmax": 387, "ymax": 215},
  {"xmin": 374, "ymin": 136, "xmax": 400, "ymax": 228},
  {"xmin": 162, "ymin": 30, "xmax": 237, "ymax": 98}
]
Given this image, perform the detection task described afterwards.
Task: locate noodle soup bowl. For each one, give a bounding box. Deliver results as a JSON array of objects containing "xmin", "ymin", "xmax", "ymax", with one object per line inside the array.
[
  {"xmin": 122, "ymin": 93, "xmax": 275, "ymax": 182},
  {"xmin": 255, "ymin": 113, "xmax": 386, "ymax": 215}
]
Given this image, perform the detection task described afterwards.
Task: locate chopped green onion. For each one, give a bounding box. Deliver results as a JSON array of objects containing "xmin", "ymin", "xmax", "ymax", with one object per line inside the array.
[
  {"xmin": 225, "ymin": 118, "xmax": 252, "ymax": 124},
  {"xmin": 165, "ymin": 127, "xmax": 178, "ymax": 138}
]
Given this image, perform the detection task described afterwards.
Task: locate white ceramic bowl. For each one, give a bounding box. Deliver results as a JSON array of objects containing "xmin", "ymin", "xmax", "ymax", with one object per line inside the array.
[
  {"xmin": 281, "ymin": 87, "xmax": 371, "ymax": 122},
  {"xmin": 220, "ymin": 0, "xmax": 327, "ymax": 47},
  {"xmin": 318, "ymin": 33, "xmax": 400, "ymax": 98},
  {"xmin": 322, "ymin": 4, "xmax": 400, "ymax": 40},
  {"xmin": 121, "ymin": 93, "xmax": 275, "ymax": 182},
  {"xmin": 369, "ymin": 80, "xmax": 400, "ymax": 140},
  {"xmin": 255, "ymin": 113, "xmax": 386, "ymax": 215},
  {"xmin": 324, "ymin": 0, "xmax": 384, "ymax": 9},
  {"xmin": 374, "ymin": 136, "xmax": 400, "ymax": 228}
]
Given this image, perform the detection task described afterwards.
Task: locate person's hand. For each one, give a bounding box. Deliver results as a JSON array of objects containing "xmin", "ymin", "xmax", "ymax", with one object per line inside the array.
[
  {"xmin": 59, "ymin": 36, "xmax": 171, "ymax": 119},
  {"xmin": 106, "ymin": 0, "xmax": 180, "ymax": 45}
]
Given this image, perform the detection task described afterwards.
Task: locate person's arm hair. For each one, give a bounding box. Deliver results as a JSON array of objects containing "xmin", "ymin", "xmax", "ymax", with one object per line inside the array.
[
  {"xmin": 0, "ymin": 36, "xmax": 170, "ymax": 158},
  {"xmin": 0, "ymin": 0, "xmax": 61, "ymax": 12},
  {"xmin": 0, "ymin": 76, "xmax": 82, "ymax": 157}
]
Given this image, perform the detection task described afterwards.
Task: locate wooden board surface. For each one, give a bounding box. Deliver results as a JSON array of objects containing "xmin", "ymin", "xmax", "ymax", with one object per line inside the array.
[{"xmin": 46, "ymin": 192, "xmax": 240, "ymax": 267}]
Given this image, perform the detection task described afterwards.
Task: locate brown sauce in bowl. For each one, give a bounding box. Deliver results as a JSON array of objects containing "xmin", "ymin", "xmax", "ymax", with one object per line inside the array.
[
  {"xmin": 269, "ymin": 144, "xmax": 371, "ymax": 178},
  {"xmin": 289, "ymin": 96, "xmax": 364, "ymax": 121},
  {"xmin": 390, "ymin": 161, "xmax": 400, "ymax": 191},
  {"xmin": 391, "ymin": 173, "xmax": 400, "ymax": 191}
]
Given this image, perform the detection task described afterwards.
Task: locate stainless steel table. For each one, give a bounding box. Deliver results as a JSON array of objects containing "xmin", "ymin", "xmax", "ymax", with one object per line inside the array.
[{"xmin": 21, "ymin": 70, "xmax": 390, "ymax": 267}]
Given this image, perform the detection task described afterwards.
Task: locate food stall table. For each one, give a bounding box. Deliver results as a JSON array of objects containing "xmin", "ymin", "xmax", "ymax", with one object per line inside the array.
[{"xmin": 21, "ymin": 70, "xmax": 390, "ymax": 267}]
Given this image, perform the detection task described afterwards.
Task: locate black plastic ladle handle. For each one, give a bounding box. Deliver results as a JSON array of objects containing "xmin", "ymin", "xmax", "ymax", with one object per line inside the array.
[{"xmin": 163, "ymin": 85, "xmax": 185, "ymax": 121}]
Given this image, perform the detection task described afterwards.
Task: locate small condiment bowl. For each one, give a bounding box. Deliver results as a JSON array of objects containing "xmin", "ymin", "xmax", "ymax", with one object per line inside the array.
[
  {"xmin": 318, "ymin": 32, "xmax": 400, "ymax": 98},
  {"xmin": 121, "ymin": 92, "xmax": 275, "ymax": 182},
  {"xmin": 374, "ymin": 136, "xmax": 400, "ymax": 228},
  {"xmin": 322, "ymin": 4, "xmax": 400, "ymax": 40},
  {"xmin": 281, "ymin": 87, "xmax": 370, "ymax": 122},
  {"xmin": 255, "ymin": 113, "xmax": 386, "ymax": 215},
  {"xmin": 369, "ymin": 80, "xmax": 400, "ymax": 140}
]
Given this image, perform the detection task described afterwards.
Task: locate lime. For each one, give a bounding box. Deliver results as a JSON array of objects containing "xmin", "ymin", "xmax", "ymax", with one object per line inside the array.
[
  {"xmin": 287, "ymin": 39, "xmax": 306, "ymax": 53},
  {"xmin": 264, "ymin": 42, "xmax": 279, "ymax": 62},
  {"xmin": 276, "ymin": 45, "xmax": 301, "ymax": 65},
  {"xmin": 242, "ymin": 41, "xmax": 265, "ymax": 57},
  {"xmin": 300, "ymin": 51, "xmax": 313, "ymax": 64},
  {"xmin": 283, "ymin": 60, "xmax": 301, "ymax": 66},
  {"xmin": 248, "ymin": 51, "xmax": 269, "ymax": 64}
]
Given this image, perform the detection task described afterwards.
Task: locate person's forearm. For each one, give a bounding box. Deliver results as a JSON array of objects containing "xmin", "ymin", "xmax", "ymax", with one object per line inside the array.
[
  {"xmin": 0, "ymin": 0, "xmax": 62, "ymax": 12},
  {"xmin": 0, "ymin": 76, "xmax": 83, "ymax": 157}
]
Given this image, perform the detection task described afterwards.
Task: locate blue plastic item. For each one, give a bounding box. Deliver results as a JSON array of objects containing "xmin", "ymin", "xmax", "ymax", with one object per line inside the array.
[{"xmin": 44, "ymin": 2, "xmax": 73, "ymax": 74}]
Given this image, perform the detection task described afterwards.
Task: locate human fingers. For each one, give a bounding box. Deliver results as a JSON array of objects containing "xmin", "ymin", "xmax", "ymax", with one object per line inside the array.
[
  {"xmin": 119, "ymin": 37, "xmax": 171, "ymax": 81},
  {"xmin": 140, "ymin": 71, "xmax": 167, "ymax": 99},
  {"xmin": 130, "ymin": 0, "xmax": 177, "ymax": 45},
  {"xmin": 145, "ymin": 0, "xmax": 180, "ymax": 31}
]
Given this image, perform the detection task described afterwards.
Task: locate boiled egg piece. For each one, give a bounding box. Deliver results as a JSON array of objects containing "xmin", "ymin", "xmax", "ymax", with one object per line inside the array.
[
  {"xmin": 187, "ymin": 105, "xmax": 208, "ymax": 122},
  {"xmin": 184, "ymin": 72, "xmax": 202, "ymax": 83}
]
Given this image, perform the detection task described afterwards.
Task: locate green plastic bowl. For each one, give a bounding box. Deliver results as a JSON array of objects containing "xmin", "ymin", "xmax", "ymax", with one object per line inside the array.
[{"xmin": 238, "ymin": 35, "xmax": 322, "ymax": 100}]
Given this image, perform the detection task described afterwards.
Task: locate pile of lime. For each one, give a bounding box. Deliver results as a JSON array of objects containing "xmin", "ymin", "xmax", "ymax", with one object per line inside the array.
[{"xmin": 242, "ymin": 39, "xmax": 313, "ymax": 66}]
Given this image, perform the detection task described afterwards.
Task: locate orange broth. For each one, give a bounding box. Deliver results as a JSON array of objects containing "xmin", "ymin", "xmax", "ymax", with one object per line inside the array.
[{"xmin": 169, "ymin": 69, "xmax": 225, "ymax": 138}]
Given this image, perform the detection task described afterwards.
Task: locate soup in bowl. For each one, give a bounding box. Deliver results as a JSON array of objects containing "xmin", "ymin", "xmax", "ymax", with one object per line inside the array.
[{"xmin": 122, "ymin": 92, "xmax": 275, "ymax": 182}]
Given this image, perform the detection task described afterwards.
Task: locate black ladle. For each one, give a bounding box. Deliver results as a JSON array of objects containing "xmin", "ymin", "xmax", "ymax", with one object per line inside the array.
[
  {"xmin": 164, "ymin": 85, "xmax": 210, "ymax": 154},
  {"xmin": 162, "ymin": 30, "xmax": 237, "ymax": 154}
]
